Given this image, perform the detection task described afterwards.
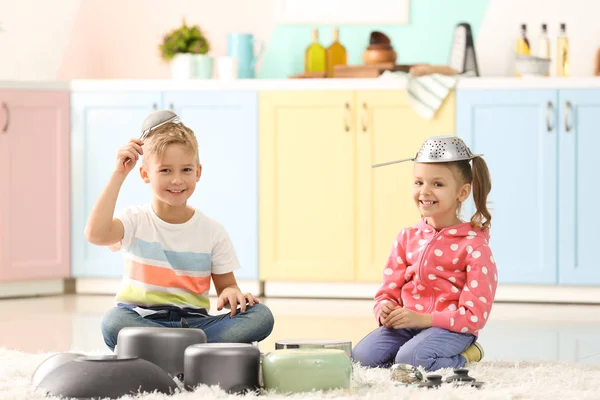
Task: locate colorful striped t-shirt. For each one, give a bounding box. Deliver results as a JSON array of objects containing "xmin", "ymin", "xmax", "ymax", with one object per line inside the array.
[{"xmin": 111, "ymin": 204, "xmax": 240, "ymax": 314}]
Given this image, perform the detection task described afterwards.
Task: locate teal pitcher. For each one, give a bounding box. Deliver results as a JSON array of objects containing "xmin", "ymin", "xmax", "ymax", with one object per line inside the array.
[{"xmin": 227, "ymin": 33, "xmax": 264, "ymax": 79}]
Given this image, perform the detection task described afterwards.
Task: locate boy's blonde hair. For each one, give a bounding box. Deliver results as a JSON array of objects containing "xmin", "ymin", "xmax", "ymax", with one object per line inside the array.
[{"xmin": 143, "ymin": 122, "xmax": 199, "ymax": 165}]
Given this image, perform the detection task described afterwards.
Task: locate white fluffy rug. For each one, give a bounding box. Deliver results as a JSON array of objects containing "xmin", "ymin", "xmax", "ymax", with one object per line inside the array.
[{"xmin": 2, "ymin": 347, "xmax": 600, "ymax": 400}]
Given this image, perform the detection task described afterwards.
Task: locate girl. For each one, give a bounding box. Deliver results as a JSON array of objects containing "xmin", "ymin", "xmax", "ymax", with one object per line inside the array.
[{"xmin": 352, "ymin": 136, "xmax": 496, "ymax": 372}]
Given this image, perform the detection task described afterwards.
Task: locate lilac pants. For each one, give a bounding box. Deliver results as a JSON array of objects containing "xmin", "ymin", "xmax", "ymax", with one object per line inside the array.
[{"xmin": 352, "ymin": 326, "xmax": 475, "ymax": 371}]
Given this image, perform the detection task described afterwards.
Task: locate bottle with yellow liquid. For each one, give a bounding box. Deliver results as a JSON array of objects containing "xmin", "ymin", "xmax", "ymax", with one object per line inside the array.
[
  {"xmin": 516, "ymin": 24, "xmax": 531, "ymax": 55},
  {"xmin": 557, "ymin": 23, "xmax": 569, "ymax": 77},
  {"xmin": 325, "ymin": 28, "xmax": 347, "ymax": 78},
  {"xmin": 305, "ymin": 28, "xmax": 326, "ymax": 74},
  {"xmin": 515, "ymin": 24, "xmax": 531, "ymax": 77}
]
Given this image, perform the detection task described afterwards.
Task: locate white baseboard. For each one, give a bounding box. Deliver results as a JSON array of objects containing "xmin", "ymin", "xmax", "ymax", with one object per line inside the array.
[
  {"xmin": 264, "ymin": 281, "xmax": 380, "ymax": 299},
  {"xmin": 264, "ymin": 281, "xmax": 600, "ymax": 304},
  {"xmin": 75, "ymin": 278, "xmax": 121, "ymax": 295},
  {"xmin": 495, "ymin": 285, "xmax": 600, "ymax": 304},
  {"xmin": 3, "ymin": 278, "xmax": 600, "ymax": 305},
  {"xmin": 0, "ymin": 279, "xmax": 64, "ymax": 298},
  {"xmin": 75, "ymin": 278, "xmax": 263, "ymax": 297}
]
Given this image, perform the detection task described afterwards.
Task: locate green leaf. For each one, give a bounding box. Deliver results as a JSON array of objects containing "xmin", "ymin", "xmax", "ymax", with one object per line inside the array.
[{"xmin": 159, "ymin": 19, "xmax": 210, "ymax": 60}]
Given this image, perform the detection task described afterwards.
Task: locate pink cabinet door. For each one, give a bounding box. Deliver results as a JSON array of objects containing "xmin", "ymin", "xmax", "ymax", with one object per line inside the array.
[{"xmin": 0, "ymin": 90, "xmax": 70, "ymax": 281}]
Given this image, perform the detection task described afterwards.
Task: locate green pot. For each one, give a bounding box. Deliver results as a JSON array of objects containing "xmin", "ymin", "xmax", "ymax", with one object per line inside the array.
[{"xmin": 262, "ymin": 349, "xmax": 351, "ymax": 394}]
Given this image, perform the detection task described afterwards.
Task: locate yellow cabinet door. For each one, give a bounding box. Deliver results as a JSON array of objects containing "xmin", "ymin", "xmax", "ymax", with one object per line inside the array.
[
  {"xmin": 259, "ymin": 91, "xmax": 356, "ymax": 281},
  {"xmin": 355, "ymin": 91, "xmax": 456, "ymax": 282}
]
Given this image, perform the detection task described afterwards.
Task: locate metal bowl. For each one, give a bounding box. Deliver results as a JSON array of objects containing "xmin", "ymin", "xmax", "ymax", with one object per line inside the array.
[
  {"xmin": 36, "ymin": 355, "xmax": 178, "ymax": 399},
  {"xmin": 516, "ymin": 54, "xmax": 551, "ymax": 77}
]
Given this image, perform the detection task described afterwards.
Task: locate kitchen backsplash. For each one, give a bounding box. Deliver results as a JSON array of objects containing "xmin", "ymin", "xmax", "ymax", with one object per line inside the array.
[{"xmin": 258, "ymin": 0, "xmax": 488, "ymax": 78}]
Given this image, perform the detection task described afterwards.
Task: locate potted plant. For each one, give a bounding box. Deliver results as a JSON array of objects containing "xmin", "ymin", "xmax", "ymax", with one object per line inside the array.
[{"xmin": 160, "ymin": 19, "xmax": 213, "ymax": 79}]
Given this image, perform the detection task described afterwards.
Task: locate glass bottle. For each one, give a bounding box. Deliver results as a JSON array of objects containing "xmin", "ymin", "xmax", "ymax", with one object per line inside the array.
[
  {"xmin": 305, "ymin": 28, "xmax": 326, "ymax": 73},
  {"xmin": 325, "ymin": 28, "xmax": 347, "ymax": 77},
  {"xmin": 516, "ymin": 24, "xmax": 531, "ymax": 56},
  {"xmin": 557, "ymin": 23, "xmax": 569, "ymax": 77}
]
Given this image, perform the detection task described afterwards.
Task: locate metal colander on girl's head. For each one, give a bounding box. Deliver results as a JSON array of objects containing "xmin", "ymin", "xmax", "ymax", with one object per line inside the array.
[
  {"xmin": 371, "ymin": 135, "xmax": 483, "ymax": 168},
  {"xmin": 415, "ymin": 136, "xmax": 478, "ymax": 162}
]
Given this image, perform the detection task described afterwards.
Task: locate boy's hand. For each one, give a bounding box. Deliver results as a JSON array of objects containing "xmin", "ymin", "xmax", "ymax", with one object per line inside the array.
[
  {"xmin": 116, "ymin": 138, "xmax": 144, "ymax": 174},
  {"xmin": 217, "ymin": 287, "xmax": 260, "ymax": 317},
  {"xmin": 379, "ymin": 301, "xmax": 396, "ymax": 325}
]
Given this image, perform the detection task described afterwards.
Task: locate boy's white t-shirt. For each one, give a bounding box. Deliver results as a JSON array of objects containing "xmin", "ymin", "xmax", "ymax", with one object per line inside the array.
[{"xmin": 111, "ymin": 204, "xmax": 240, "ymax": 315}]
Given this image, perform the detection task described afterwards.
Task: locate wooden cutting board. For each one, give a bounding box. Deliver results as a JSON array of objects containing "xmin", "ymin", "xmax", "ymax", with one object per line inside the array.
[
  {"xmin": 332, "ymin": 63, "xmax": 412, "ymax": 78},
  {"xmin": 288, "ymin": 64, "xmax": 413, "ymax": 79}
]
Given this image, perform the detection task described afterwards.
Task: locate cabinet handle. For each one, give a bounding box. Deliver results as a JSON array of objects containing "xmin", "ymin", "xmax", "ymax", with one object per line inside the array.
[
  {"xmin": 344, "ymin": 102, "xmax": 351, "ymax": 132},
  {"xmin": 546, "ymin": 101, "xmax": 553, "ymax": 132},
  {"xmin": 2, "ymin": 102, "xmax": 9, "ymax": 133},
  {"xmin": 361, "ymin": 102, "xmax": 369, "ymax": 132},
  {"xmin": 152, "ymin": 103, "xmax": 157, "ymax": 110},
  {"xmin": 169, "ymin": 103, "xmax": 174, "ymax": 111},
  {"xmin": 565, "ymin": 100, "xmax": 573, "ymax": 132}
]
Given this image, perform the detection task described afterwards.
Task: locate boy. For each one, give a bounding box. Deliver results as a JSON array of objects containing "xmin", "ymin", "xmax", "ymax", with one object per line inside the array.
[{"xmin": 84, "ymin": 116, "xmax": 274, "ymax": 351}]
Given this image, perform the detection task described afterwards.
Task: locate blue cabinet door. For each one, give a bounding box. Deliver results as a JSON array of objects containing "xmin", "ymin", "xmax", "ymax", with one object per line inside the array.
[
  {"xmin": 71, "ymin": 92, "xmax": 161, "ymax": 277},
  {"xmin": 457, "ymin": 89, "xmax": 558, "ymax": 284},
  {"xmin": 558, "ymin": 89, "xmax": 600, "ymax": 285},
  {"xmin": 162, "ymin": 91, "xmax": 259, "ymax": 280}
]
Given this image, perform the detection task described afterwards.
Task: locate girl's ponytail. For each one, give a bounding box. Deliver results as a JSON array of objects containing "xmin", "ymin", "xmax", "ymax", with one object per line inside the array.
[{"xmin": 470, "ymin": 156, "xmax": 492, "ymax": 230}]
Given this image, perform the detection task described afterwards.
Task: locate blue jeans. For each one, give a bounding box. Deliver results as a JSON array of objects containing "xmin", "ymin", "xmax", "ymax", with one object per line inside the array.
[
  {"xmin": 101, "ymin": 303, "xmax": 274, "ymax": 352},
  {"xmin": 352, "ymin": 326, "xmax": 475, "ymax": 372}
]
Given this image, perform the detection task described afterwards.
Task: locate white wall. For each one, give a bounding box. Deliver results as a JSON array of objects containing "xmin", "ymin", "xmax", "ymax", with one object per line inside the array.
[
  {"xmin": 1, "ymin": 0, "xmax": 599, "ymax": 80},
  {"xmin": 0, "ymin": 0, "xmax": 276, "ymax": 81},
  {"xmin": 477, "ymin": 0, "xmax": 600, "ymax": 76},
  {"xmin": 0, "ymin": 0, "xmax": 81, "ymax": 80}
]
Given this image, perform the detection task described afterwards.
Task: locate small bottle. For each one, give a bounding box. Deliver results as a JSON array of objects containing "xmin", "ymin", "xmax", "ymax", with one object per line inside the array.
[
  {"xmin": 305, "ymin": 28, "xmax": 326, "ymax": 74},
  {"xmin": 516, "ymin": 24, "xmax": 531, "ymax": 56},
  {"xmin": 538, "ymin": 23, "xmax": 550, "ymax": 59},
  {"xmin": 557, "ymin": 23, "xmax": 569, "ymax": 77},
  {"xmin": 325, "ymin": 28, "xmax": 347, "ymax": 78}
]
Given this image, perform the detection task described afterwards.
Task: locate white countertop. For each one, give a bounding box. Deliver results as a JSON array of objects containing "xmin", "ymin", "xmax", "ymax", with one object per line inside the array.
[
  {"xmin": 0, "ymin": 81, "xmax": 71, "ymax": 91},
  {"xmin": 68, "ymin": 76, "xmax": 600, "ymax": 91},
  {"xmin": 69, "ymin": 78, "xmax": 410, "ymax": 91},
  {"xmin": 458, "ymin": 76, "xmax": 600, "ymax": 89},
  {"xmin": 3, "ymin": 77, "xmax": 600, "ymax": 92}
]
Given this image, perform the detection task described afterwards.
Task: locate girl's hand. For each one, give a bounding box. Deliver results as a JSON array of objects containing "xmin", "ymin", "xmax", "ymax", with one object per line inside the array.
[
  {"xmin": 379, "ymin": 301, "xmax": 396, "ymax": 325},
  {"xmin": 115, "ymin": 138, "xmax": 144, "ymax": 174},
  {"xmin": 385, "ymin": 308, "xmax": 432, "ymax": 329}
]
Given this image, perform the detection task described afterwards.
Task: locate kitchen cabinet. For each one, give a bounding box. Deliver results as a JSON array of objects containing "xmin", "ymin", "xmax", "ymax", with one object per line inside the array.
[
  {"xmin": 71, "ymin": 92, "xmax": 160, "ymax": 278},
  {"xmin": 0, "ymin": 90, "xmax": 70, "ymax": 281},
  {"xmin": 557, "ymin": 89, "xmax": 600, "ymax": 285},
  {"xmin": 71, "ymin": 91, "xmax": 260, "ymax": 280},
  {"xmin": 457, "ymin": 89, "xmax": 558, "ymax": 285},
  {"xmin": 162, "ymin": 91, "xmax": 259, "ymax": 280},
  {"xmin": 356, "ymin": 91, "xmax": 455, "ymax": 282},
  {"xmin": 457, "ymin": 87, "xmax": 600, "ymax": 286},
  {"xmin": 259, "ymin": 90, "xmax": 455, "ymax": 282},
  {"xmin": 259, "ymin": 91, "xmax": 356, "ymax": 281}
]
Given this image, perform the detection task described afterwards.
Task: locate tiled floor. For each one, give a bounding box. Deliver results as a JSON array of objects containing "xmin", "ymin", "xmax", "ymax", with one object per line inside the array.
[{"xmin": 1, "ymin": 295, "xmax": 599, "ymax": 365}]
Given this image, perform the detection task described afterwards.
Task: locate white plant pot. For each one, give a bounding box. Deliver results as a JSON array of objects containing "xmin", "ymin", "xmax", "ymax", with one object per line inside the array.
[{"xmin": 171, "ymin": 54, "xmax": 214, "ymax": 80}]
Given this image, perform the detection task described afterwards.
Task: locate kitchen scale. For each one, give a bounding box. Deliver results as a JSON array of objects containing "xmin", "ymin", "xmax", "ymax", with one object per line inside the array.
[{"xmin": 449, "ymin": 22, "xmax": 480, "ymax": 77}]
